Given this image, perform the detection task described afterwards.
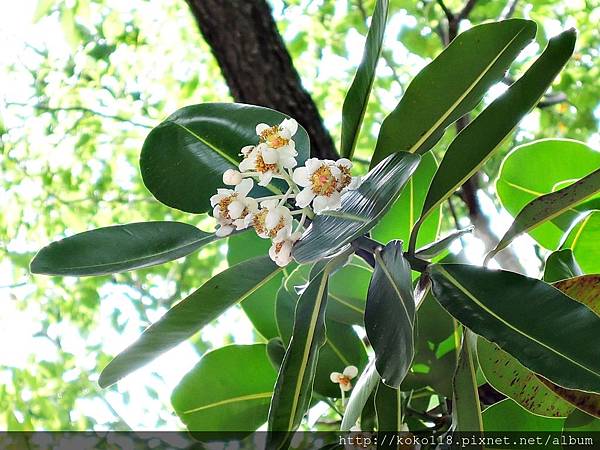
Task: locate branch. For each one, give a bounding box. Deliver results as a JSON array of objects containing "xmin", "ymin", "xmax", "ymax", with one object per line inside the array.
[
  {"xmin": 501, "ymin": 0, "xmax": 519, "ymax": 20},
  {"xmin": 458, "ymin": 0, "xmax": 478, "ymax": 20},
  {"xmin": 435, "ymin": 0, "xmax": 454, "ymax": 22}
]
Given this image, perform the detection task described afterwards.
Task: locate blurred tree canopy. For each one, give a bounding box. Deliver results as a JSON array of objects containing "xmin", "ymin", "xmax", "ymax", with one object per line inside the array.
[{"xmin": 0, "ymin": 0, "xmax": 598, "ymax": 430}]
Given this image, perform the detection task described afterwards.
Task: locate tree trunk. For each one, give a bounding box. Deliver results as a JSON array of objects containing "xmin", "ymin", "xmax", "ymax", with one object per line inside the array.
[{"xmin": 185, "ymin": 0, "xmax": 338, "ymax": 160}]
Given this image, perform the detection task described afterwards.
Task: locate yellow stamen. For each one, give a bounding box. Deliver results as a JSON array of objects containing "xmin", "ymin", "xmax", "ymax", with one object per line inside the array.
[
  {"xmin": 337, "ymin": 165, "xmax": 352, "ymax": 190},
  {"xmin": 252, "ymin": 210, "xmax": 268, "ymax": 235},
  {"xmin": 259, "ymin": 125, "xmax": 289, "ymax": 149},
  {"xmin": 218, "ymin": 194, "xmax": 236, "ymax": 220},
  {"xmin": 311, "ymin": 165, "xmax": 337, "ymax": 196},
  {"xmin": 255, "ymin": 153, "xmax": 278, "ymax": 174}
]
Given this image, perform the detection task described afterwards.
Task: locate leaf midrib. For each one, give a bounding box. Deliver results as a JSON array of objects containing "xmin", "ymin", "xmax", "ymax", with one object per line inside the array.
[
  {"xmin": 437, "ymin": 266, "xmax": 600, "ymax": 379},
  {"xmin": 182, "ymin": 392, "xmax": 272, "ymax": 415}
]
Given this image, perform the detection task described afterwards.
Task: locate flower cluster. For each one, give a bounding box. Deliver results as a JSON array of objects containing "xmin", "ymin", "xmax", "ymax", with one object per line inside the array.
[{"xmin": 209, "ymin": 118, "xmax": 360, "ymax": 266}]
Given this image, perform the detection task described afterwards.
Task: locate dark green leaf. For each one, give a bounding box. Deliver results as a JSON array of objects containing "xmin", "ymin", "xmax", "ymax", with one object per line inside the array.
[
  {"xmin": 497, "ymin": 139, "xmax": 600, "ymax": 249},
  {"xmin": 99, "ymin": 256, "xmax": 281, "ymax": 387},
  {"xmin": 340, "ymin": 0, "xmax": 389, "ymax": 159},
  {"xmin": 140, "ymin": 103, "xmax": 310, "ymax": 213},
  {"xmin": 410, "ymin": 29, "xmax": 575, "ymax": 251},
  {"xmin": 341, "ymin": 360, "xmax": 380, "ymax": 431},
  {"xmin": 429, "ymin": 264, "xmax": 600, "ymax": 394},
  {"xmin": 371, "ymin": 19, "xmax": 536, "ymax": 166},
  {"xmin": 267, "ymin": 262, "xmax": 332, "ymax": 446},
  {"xmin": 31, "ymin": 221, "xmax": 216, "ymax": 276},
  {"xmin": 483, "ymin": 399, "xmax": 565, "ymax": 436},
  {"xmin": 543, "ymin": 249, "xmax": 582, "ymax": 283},
  {"xmin": 293, "ymin": 152, "xmax": 420, "ymax": 263},
  {"xmin": 365, "ymin": 241, "xmax": 415, "ymax": 388},
  {"xmin": 372, "ymin": 152, "xmax": 441, "ymax": 249},
  {"xmin": 486, "ymin": 168, "xmax": 600, "ymax": 263},
  {"xmin": 452, "ymin": 330, "xmax": 483, "ymax": 433},
  {"xmin": 267, "ymin": 338, "xmax": 287, "ymax": 370},
  {"xmin": 375, "ymin": 382, "xmax": 403, "ymax": 433},
  {"xmin": 171, "ymin": 344, "xmax": 276, "ymax": 434}
]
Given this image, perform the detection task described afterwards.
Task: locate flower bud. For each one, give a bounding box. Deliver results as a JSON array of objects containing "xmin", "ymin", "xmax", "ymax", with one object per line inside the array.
[{"xmin": 223, "ymin": 169, "xmax": 243, "ymax": 185}]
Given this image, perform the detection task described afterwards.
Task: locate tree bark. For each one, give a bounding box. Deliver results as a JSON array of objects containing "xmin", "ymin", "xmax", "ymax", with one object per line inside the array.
[{"xmin": 185, "ymin": 0, "xmax": 338, "ymax": 160}]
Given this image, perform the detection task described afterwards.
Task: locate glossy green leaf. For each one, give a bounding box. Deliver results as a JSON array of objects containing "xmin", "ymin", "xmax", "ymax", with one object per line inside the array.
[
  {"xmin": 483, "ymin": 399, "xmax": 565, "ymax": 435},
  {"xmin": 415, "ymin": 226, "xmax": 473, "ymax": 260},
  {"xmin": 372, "ymin": 152, "xmax": 441, "ymax": 248},
  {"xmin": 564, "ymin": 410, "xmax": 600, "ymax": 433},
  {"xmin": 365, "ymin": 241, "xmax": 415, "ymax": 388},
  {"xmin": 487, "ymin": 167, "xmax": 600, "ymax": 263},
  {"xmin": 275, "ymin": 271, "xmax": 368, "ymax": 398},
  {"xmin": 171, "ymin": 344, "xmax": 276, "ymax": 434},
  {"xmin": 497, "ymin": 139, "xmax": 600, "ymax": 249},
  {"xmin": 429, "ymin": 264, "xmax": 600, "ymax": 394},
  {"xmin": 340, "ymin": 0, "xmax": 388, "ymax": 159},
  {"xmin": 478, "ymin": 338, "xmax": 575, "ymax": 418},
  {"xmin": 327, "ymin": 260, "xmax": 371, "ymax": 325},
  {"xmin": 31, "ymin": 221, "xmax": 216, "ymax": 276},
  {"xmin": 228, "ymin": 231, "xmax": 283, "ymax": 339},
  {"xmin": 267, "ymin": 338, "xmax": 286, "ymax": 370},
  {"xmin": 140, "ymin": 103, "xmax": 310, "ymax": 213},
  {"xmin": 267, "ymin": 262, "xmax": 332, "ymax": 446},
  {"xmin": 293, "ymin": 152, "xmax": 420, "ymax": 263},
  {"xmin": 452, "ymin": 330, "xmax": 483, "ymax": 433},
  {"xmin": 371, "ymin": 19, "xmax": 536, "ymax": 166},
  {"xmin": 341, "ymin": 360, "xmax": 380, "ymax": 431},
  {"xmin": 375, "ymin": 382, "xmax": 403, "ymax": 432},
  {"xmin": 562, "ymin": 211, "xmax": 600, "ymax": 274},
  {"xmin": 543, "ymin": 249, "xmax": 582, "ymax": 283},
  {"xmin": 99, "ymin": 256, "xmax": 281, "ymax": 387},
  {"xmin": 411, "ymin": 29, "xmax": 575, "ymax": 251},
  {"xmin": 401, "ymin": 288, "xmax": 458, "ymax": 398}
]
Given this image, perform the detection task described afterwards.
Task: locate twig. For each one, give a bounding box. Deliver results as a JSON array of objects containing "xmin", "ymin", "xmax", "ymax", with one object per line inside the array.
[
  {"xmin": 435, "ymin": 0, "xmax": 454, "ymax": 22},
  {"xmin": 501, "ymin": 0, "xmax": 519, "ymax": 19}
]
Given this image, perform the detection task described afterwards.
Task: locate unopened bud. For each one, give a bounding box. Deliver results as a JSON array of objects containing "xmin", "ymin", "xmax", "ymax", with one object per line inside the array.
[{"xmin": 223, "ymin": 169, "xmax": 243, "ymax": 185}]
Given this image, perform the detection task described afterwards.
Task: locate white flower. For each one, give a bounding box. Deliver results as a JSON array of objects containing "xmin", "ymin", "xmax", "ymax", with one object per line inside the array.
[
  {"xmin": 223, "ymin": 169, "xmax": 243, "ymax": 186},
  {"xmin": 255, "ymin": 119, "xmax": 299, "ymax": 169},
  {"xmin": 239, "ymin": 143, "xmax": 280, "ymax": 186},
  {"xmin": 330, "ymin": 365, "xmax": 358, "ymax": 392},
  {"xmin": 293, "ymin": 158, "xmax": 360, "ymax": 213},
  {"xmin": 247, "ymin": 199, "xmax": 293, "ymax": 241},
  {"xmin": 209, "ymin": 178, "xmax": 258, "ymax": 236},
  {"xmin": 268, "ymin": 231, "xmax": 301, "ymax": 267}
]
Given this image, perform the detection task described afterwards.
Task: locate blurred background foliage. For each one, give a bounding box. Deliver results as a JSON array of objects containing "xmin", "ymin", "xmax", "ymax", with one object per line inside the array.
[{"xmin": 0, "ymin": 0, "xmax": 598, "ymax": 430}]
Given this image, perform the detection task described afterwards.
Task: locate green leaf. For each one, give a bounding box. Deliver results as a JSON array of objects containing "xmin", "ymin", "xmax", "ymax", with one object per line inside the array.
[
  {"xmin": 293, "ymin": 152, "xmax": 420, "ymax": 263},
  {"xmin": 562, "ymin": 211, "xmax": 600, "ymax": 274},
  {"xmin": 497, "ymin": 139, "xmax": 600, "ymax": 249},
  {"xmin": 140, "ymin": 103, "xmax": 310, "ymax": 213},
  {"xmin": 340, "ymin": 0, "xmax": 389, "ymax": 159},
  {"xmin": 171, "ymin": 344, "xmax": 276, "ymax": 434},
  {"xmin": 372, "ymin": 152, "xmax": 441, "ymax": 248},
  {"xmin": 341, "ymin": 360, "xmax": 380, "ymax": 431},
  {"xmin": 415, "ymin": 226, "xmax": 473, "ymax": 260},
  {"xmin": 486, "ymin": 167, "xmax": 600, "ymax": 263},
  {"xmin": 365, "ymin": 241, "xmax": 415, "ymax": 388},
  {"xmin": 410, "ymin": 29, "xmax": 576, "ymax": 251},
  {"xmin": 98, "ymin": 256, "xmax": 281, "ymax": 387},
  {"xmin": 371, "ymin": 19, "xmax": 536, "ymax": 166},
  {"xmin": 267, "ymin": 261, "xmax": 333, "ymax": 446},
  {"xmin": 228, "ymin": 231, "xmax": 283, "ymax": 339},
  {"xmin": 30, "ymin": 221, "xmax": 216, "ymax": 276},
  {"xmin": 543, "ymin": 249, "xmax": 582, "ymax": 283},
  {"xmin": 483, "ymin": 399, "xmax": 565, "ymax": 435},
  {"xmin": 375, "ymin": 382, "xmax": 403, "ymax": 432},
  {"xmin": 478, "ymin": 338, "xmax": 575, "ymax": 418},
  {"xmin": 564, "ymin": 410, "xmax": 600, "ymax": 432},
  {"xmin": 327, "ymin": 260, "xmax": 371, "ymax": 325},
  {"xmin": 429, "ymin": 264, "xmax": 600, "ymax": 394},
  {"xmin": 267, "ymin": 338, "xmax": 286, "ymax": 370},
  {"xmin": 452, "ymin": 330, "xmax": 483, "ymax": 433},
  {"xmin": 275, "ymin": 270, "xmax": 368, "ymax": 398}
]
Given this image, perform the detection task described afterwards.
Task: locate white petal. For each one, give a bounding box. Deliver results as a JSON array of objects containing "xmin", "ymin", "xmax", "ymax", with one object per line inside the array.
[
  {"xmin": 223, "ymin": 169, "xmax": 242, "ymax": 185},
  {"xmin": 256, "ymin": 123, "xmax": 270, "ymax": 135},
  {"xmin": 336, "ymin": 158, "xmax": 352, "ymax": 169},
  {"xmin": 258, "ymin": 171, "xmax": 273, "ymax": 186},
  {"xmin": 265, "ymin": 209, "xmax": 281, "ymax": 229},
  {"xmin": 348, "ymin": 176, "xmax": 362, "ymax": 190},
  {"xmin": 280, "ymin": 118, "xmax": 298, "ymax": 136},
  {"xmin": 275, "ymin": 225, "xmax": 292, "ymax": 242},
  {"xmin": 210, "ymin": 193, "xmax": 224, "ymax": 207},
  {"xmin": 295, "ymin": 187, "xmax": 315, "ymax": 208},
  {"xmin": 215, "ymin": 225, "xmax": 234, "ymax": 237},
  {"xmin": 240, "ymin": 145, "xmax": 255, "ymax": 156},
  {"xmin": 281, "ymin": 156, "xmax": 297, "ymax": 169},
  {"xmin": 245, "ymin": 197, "xmax": 258, "ymax": 212},
  {"xmin": 305, "ymin": 158, "xmax": 321, "ymax": 173},
  {"xmin": 233, "ymin": 218, "xmax": 248, "ymax": 230},
  {"xmin": 343, "ymin": 365, "xmax": 358, "ymax": 378},
  {"xmin": 327, "ymin": 191, "xmax": 342, "ymax": 211},
  {"xmin": 330, "ymin": 372, "xmax": 342, "ymax": 383},
  {"xmin": 235, "ymin": 178, "xmax": 254, "ymax": 197},
  {"xmin": 262, "ymin": 147, "xmax": 279, "ymax": 164},
  {"xmin": 292, "ymin": 167, "xmax": 310, "ymax": 187},
  {"xmin": 330, "ymin": 165, "xmax": 342, "ymax": 179},
  {"xmin": 238, "ymin": 158, "xmax": 254, "ymax": 172},
  {"xmin": 261, "ymin": 199, "xmax": 279, "ymax": 210},
  {"xmin": 228, "ymin": 200, "xmax": 245, "ymax": 219},
  {"xmin": 340, "ymin": 382, "xmax": 353, "ymax": 392},
  {"xmin": 312, "ymin": 195, "xmax": 330, "ymax": 213}
]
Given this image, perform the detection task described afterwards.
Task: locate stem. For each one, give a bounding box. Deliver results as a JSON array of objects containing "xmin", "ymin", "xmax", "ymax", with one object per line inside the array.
[{"xmin": 253, "ymin": 193, "xmax": 295, "ymax": 202}]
